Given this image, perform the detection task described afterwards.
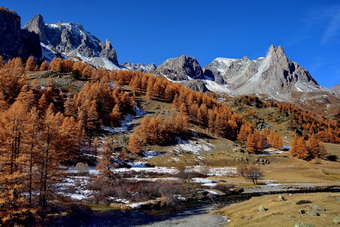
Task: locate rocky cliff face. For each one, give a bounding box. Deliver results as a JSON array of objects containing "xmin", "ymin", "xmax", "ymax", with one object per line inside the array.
[
  {"xmin": 331, "ymin": 84, "xmax": 340, "ymax": 97},
  {"xmin": 156, "ymin": 55, "xmax": 204, "ymax": 80},
  {"xmin": 0, "ymin": 8, "xmax": 41, "ymax": 60},
  {"xmin": 24, "ymin": 14, "xmax": 118, "ymax": 67}
]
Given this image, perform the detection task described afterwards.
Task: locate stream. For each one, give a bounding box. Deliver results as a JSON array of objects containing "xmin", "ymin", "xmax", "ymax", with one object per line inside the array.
[
  {"xmin": 48, "ymin": 194, "xmax": 252, "ymax": 227},
  {"xmin": 48, "ymin": 185, "xmax": 340, "ymax": 227}
]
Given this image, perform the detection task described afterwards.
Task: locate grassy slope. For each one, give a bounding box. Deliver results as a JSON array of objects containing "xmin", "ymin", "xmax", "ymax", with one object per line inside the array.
[
  {"xmin": 213, "ymin": 192, "xmax": 340, "ymax": 227},
  {"xmin": 142, "ymin": 97, "xmax": 340, "ymax": 185},
  {"xmin": 28, "ymin": 71, "xmax": 340, "ymax": 186}
]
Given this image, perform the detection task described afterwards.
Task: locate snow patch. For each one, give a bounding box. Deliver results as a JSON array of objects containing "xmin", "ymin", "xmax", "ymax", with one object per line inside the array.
[
  {"xmin": 101, "ymin": 105, "xmax": 146, "ymax": 134},
  {"xmin": 191, "ymin": 178, "xmax": 217, "ymax": 187},
  {"xmin": 143, "ymin": 150, "xmax": 162, "ymax": 159},
  {"xmin": 175, "ymin": 137, "xmax": 214, "ymax": 154},
  {"xmin": 205, "ymin": 80, "xmax": 231, "ymax": 94}
]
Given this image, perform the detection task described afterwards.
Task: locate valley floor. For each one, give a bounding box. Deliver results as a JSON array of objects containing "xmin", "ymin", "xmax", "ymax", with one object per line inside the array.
[{"xmin": 213, "ymin": 192, "xmax": 340, "ymax": 227}]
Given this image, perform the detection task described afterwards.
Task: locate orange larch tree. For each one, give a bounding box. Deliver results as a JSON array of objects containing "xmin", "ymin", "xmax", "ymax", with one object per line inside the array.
[
  {"xmin": 25, "ymin": 56, "xmax": 36, "ymax": 71},
  {"xmin": 96, "ymin": 137, "xmax": 117, "ymax": 185}
]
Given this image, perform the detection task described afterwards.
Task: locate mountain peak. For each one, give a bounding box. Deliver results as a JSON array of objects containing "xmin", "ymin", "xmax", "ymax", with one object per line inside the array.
[
  {"xmin": 24, "ymin": 14, "xmax": 47, "ymax": 43},
  {"xmin": 156, "ymin": 55, "xmax": 204, "ymax": 81},
  {"xmin": 266, "ymin": 45, "xmax": 287, "ymax": 62},
  {"xmin": 202, "ymin": 45, "xmax": 321, "ymax": 100}
]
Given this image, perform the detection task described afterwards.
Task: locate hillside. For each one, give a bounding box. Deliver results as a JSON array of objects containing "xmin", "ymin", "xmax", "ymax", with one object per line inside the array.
[{"xmin": 0, "ymin": 55, "xmax": 339, "ymax": 226}]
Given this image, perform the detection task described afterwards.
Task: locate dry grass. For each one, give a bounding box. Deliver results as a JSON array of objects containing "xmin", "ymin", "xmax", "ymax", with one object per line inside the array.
[
  {"xmin": 135, "ymin": 95, "xmax": 176, "ymax": 120},
  {"xmin": 324, "ymin": 143, "xmax": 340, "ymax": 156},
  {"xmin": 213, "ymin": 192, "xmax": 340, "ymax": 227},
  {"xmin": 26, "ymin": 71, "xmax": 86, "ymax": 94}
]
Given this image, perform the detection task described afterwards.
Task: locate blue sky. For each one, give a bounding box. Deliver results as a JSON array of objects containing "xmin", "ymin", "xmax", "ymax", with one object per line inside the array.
[{"xmin": 2, "ymin": 0, "xmax": 340, "ymax": 88}]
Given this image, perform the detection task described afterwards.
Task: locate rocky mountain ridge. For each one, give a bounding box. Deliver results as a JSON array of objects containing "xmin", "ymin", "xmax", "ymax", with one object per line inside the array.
[
  {"xmin": 0, "ymin": 8, "xmax": 338, "ymax": 104},
  {"xmin": 204, "ymin": 45, "xmax": 320, "ymax": 98},
  {"xmin": 24, "ymin": 14, "xmax": 119, "ymax": 69},
  {"xmin": 0, "ymin": 8, "xmax": 41, "ymax": 60},
  {"xmin": 122, "ymin": 62, "xmax": 157, "ymax": 73},
  {"xmin": 153, "ymin": 45, "xmax": 328, "ymax": 102}
]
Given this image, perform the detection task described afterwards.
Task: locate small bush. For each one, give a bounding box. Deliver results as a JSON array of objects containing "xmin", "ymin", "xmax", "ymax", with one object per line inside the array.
[
  {"xmin": 214, "ymin": 184, "xmax": 235, "ymax": 193},
  {"xmin": 296, "ymin": 200, "xmax": 312, "ymax": 205},
  {"xmin": 70, "ymin": 69, "xmax": 81, "ymax": 79},
  {"xmin": 325, "ymin": 155, "xmax": 337, "ymax": 162},
  {"xmin": 89, "ymin": 180, "xmax": 189, "ymax": 204},
  {"xmin": 74, "ymin": 163, "xmax": 89, "ymax": 175}
]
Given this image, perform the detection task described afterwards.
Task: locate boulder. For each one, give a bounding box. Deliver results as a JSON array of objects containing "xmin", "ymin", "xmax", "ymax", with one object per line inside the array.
[
  {"xmin": 310, "ymin": 204, "xmax": 326, "ymax": 212},
  {"xmin": 333, "ymin": 217, "xmax": 340, "ymax": 224},
  {"xmin": 294, "ymin": 224, "xmax": 315, "ymax": 227},
  {"xmin": 306, "ymin": 211, "xmax": 318, "ymax": 216},
  {"xmin": 278, "ymin": 195, "xmax": 286, "ymax": 201},
  {"xmin": 258, "ymin": 205, "xmax": 267, "ymax": 212},
  {"xmin": 256, "ymin": 119, "xmax": 273, "ymax": 131}
]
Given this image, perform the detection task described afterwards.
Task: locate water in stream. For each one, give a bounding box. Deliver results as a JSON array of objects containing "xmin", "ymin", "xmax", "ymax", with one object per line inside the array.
[{"xmin": 49, "ymin": 194, "xmax": 251, "ymax": 227}]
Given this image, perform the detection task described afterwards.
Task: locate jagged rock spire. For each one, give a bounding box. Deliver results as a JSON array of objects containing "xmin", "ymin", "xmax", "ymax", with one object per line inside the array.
[{"xmin": 23, "ymin": 14, "xmax": 47, "ymax": 43}]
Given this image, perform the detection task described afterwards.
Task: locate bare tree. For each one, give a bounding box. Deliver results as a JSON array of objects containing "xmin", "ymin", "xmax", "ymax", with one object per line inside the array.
[{"xmin": 237, "ymin": 165, "xmax": 263, "ymax": 185}]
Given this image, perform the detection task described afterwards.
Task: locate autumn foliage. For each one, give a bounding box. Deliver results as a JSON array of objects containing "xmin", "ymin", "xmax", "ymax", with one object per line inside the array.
[
  {"xmin": 0, "ymin": 57, "xmax": 136, "ymax": 223},
  {"xmin": 277, "ymin": 103, "xmax": 339, "ymax": 144},
  {"xmin": 128, "ymin": 113, "xmax": 189, "ymax": 153},
  {"xmin": 0, "ymin": 55, "xmax": 338, "ymax": 224},
  {"xmin": 289, "ymin": 134, "xmax": 327, "ymax": 160}
]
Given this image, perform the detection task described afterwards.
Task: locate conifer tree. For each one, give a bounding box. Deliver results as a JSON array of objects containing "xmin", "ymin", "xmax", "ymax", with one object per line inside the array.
[
  {"xmin": 39, "ymin": 60, "xmax": 49, "ymax": 71},
  {"xmin": 25, "ymin": 56, "xmax": 36, "ymax": 71},
  {"xmin": 128, "ymin": 132, "xmax": 144, "ymax": 154},
  {"xmin": 294, "ymin": 137, "xmax": 309, "ymax": 160},
  {"xmin": 0, "ymin": 56, "xmax": 4, "ymax": 68},
  {"xmin": 96, "ymin": 137, "xmax": 117, "ymax": 185},
  {"xmin": 37, "ymin": 104, "xmax": 64, "ymax": 208},
  {"xmin": 307, "ymin": 134, "xmax": 327, "ymax": 159},
  {"xmin": 289, "ymin": 136, "xmax": 298, "ymax": 156},
  {"xmin": 23, "ymin": 107, "xmax": 40, "ymax": 204}
]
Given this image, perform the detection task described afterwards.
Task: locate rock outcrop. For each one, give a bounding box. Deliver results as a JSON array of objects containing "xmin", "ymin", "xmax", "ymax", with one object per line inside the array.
[
  {"xmin": 156, "ymin": 55, "xmax": 204, "ymax": 80},
  {"xmin": 330, "ymin": 84, "xmax": 340, "ymax": 97},
  {"xmin": 24, "ymin": 14, "xmax": 118, "ymax": 67},
  {"xmin": 181, "ymin": 80, "xmax": 207, "ymax": 92},
  {"xmin": 0, "ymin": 7, "xmax": 41, "ymax": 60},
  {"xmin": 122, "ymin": 62, "xmax": 157, "ymax": 73}
]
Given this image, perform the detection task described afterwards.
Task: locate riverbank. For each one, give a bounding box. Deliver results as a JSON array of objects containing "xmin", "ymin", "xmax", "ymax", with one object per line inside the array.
[{"xmin": 213, "ymin": 192, "xmax": 340, "ymax": 227}]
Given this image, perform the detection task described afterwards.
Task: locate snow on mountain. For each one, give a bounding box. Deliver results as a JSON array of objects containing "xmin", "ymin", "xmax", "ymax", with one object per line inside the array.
[
  {"xmin": 22, "ymin": 14, "xmax": 335, "ymax": 102},
  {"xmin": 24, "ymin": 14, "xmax": 119, "ymax": 69},
  {"xmin": 122, "ymin": 62, "xmax": 157, "ymax": 73},
  {"xmin": 202, "ymin": 45, "xmax": 326, "ymax": 101},
  {"xmin": 154, "ymin": 45, "xmax": 330, "ymax": 101}
]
